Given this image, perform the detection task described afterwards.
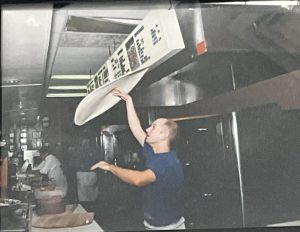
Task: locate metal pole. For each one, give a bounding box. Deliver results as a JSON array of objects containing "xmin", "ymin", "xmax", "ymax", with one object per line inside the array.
[{"xmin": 230, "ymin": 64, "xmax": 246, "ymax": 227}]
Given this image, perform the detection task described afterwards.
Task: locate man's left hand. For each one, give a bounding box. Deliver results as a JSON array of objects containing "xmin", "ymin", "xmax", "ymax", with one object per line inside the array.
[{"xmin": 90, "ymin": 161, "xmax": 111, "ymax": 171}]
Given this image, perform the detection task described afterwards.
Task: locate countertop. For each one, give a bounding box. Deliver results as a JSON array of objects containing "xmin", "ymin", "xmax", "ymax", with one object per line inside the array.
[{"xmin": 31, "ymin": 204, "xmax": 104, "ymax": 232}]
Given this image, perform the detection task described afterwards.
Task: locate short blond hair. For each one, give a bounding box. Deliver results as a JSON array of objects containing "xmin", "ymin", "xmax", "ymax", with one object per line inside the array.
[{"xmin": 164, "ymin": 119, "xmax": 178, "ymax": 141}]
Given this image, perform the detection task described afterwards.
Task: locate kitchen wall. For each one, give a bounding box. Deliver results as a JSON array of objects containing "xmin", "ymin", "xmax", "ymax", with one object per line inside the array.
[
  {"xmin": 238, "ymin": 105, "xmax": 300, "ymax": 227},
  {"xmin": 175, "ymin": 115, "xmax": 243, "ymax": 229},
  {"xmin": 168, "ymin": 105, "xmax": 300, "ymax": 229}
]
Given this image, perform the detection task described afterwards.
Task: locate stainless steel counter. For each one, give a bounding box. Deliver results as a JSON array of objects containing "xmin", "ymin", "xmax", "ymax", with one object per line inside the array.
[{"xmin": 31, "ymin": 204, "xmax": 104, "ymax": 232}]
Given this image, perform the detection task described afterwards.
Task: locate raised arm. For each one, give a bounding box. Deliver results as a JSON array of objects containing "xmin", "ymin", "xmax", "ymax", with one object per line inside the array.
[
  {"xmin": 112, "ymin": 88, "xmax": 146, "ymax": 146},
  {"xmin": 91, "ymin": 161, "xmax": 156, "ymax": 186}
]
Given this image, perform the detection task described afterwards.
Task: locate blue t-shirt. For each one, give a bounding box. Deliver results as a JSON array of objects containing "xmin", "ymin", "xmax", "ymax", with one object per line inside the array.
[{"xmin": 142, "ymin": 142, "xmax": 184, "ymax": 226}]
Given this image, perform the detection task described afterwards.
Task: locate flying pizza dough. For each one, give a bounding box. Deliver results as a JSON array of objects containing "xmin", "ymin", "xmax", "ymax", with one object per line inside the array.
[{"xmin": 74, "ymin": 68, "xmax": 148, "ymax": 126}]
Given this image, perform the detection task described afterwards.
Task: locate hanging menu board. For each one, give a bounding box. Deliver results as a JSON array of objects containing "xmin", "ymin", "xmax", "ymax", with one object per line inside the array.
[
  {"xmin": 86, "ymin": 9, "xmax": 185, "ymax": 95},
  {"xmin": 77, "ymin": 9, "xmax": 185, "ymax": 125}
]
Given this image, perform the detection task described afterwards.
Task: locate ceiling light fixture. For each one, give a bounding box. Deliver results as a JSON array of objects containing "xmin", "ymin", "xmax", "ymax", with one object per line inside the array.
[
  {"xmin": 48, "ymin": 85, "xmax": 87, "ymax": 90},
  {"xmin": 101, "ymin": 17, "xmax": 141, "ymax": 25},
  {"xmin": 246, "ymin": 1, "xmax": 298, "ymax": 5},
  {"xmin": 1, "ymin": 83, "xmax": 42, "ymax": 88},
  {"xmin": 46, "ymin": 93, "xmax": 87, "ymax": 97},
  {"xmin": 51, "ymin": 75, "xmax": 93, "ymax": 80},
  {"xmin": 209, "ymin": 1, "xmax": 298, "ymax": 5}
]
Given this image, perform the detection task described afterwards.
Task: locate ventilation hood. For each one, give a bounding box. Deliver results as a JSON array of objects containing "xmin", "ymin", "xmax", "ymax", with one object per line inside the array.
[{"xmin": 133, "ymin": 4, "xmax": 300, "ymax": 108}]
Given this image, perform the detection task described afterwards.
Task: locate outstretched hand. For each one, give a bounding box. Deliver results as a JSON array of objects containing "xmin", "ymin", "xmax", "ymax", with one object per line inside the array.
[
  {"xmin": 90, "ymin": 161, "xmax": 111, "ymax": 171},
  {"xmin": 111, "ymin": 88, "xmax": 131, "ymax": 102}
]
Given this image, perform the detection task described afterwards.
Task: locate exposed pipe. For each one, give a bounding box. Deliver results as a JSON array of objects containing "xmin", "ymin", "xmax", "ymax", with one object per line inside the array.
[
  {"xmin": 219, "ymin": 120, "xmax": 227, "ymax": 161},
  {"xmin": 108, "ymin": 45, "xmax": 112, "ymax": 56},
  {"xmin": 43, "ymin": 8, "xmax": 69, "ymax": 96},
  {"xmin": 230, "ymin": 63, "xmax": 245, "ymax": 227}
]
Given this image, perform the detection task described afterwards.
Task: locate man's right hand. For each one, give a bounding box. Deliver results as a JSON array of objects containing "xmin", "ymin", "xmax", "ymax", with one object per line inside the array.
[
  {"xmin": 111, "ymin": 88, "xmax": 146, "ymax": 146},
  {"xmin": 90, "ymin": 161, "xmax": 111, "ymax": 171},
  {"xmin": 111, "ymin": 88, "xmax": 131, "ymax": 102}
]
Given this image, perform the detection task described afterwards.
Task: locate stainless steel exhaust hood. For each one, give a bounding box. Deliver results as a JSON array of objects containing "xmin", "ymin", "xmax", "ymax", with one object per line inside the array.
[{"xmin": 133, "ymin": 4, "xmax": 300, "ymax": 109}]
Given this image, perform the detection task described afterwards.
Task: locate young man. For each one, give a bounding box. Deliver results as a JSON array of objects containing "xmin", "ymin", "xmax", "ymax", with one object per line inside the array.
[{"xmin": 91, "ymin": 88, "xmax": 185, "ymax": 230}]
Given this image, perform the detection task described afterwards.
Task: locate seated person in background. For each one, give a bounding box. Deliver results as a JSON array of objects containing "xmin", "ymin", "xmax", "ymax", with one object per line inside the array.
[{"xmin": 34, "ymin": 147, "xmax": 68, "ymax": 198}]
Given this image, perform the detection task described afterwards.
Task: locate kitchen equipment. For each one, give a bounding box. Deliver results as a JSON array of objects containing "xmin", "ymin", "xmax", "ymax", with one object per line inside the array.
[
  {"xmin": 36, "ymin": 195, "xmax": 65, "ymax": 216},
  {"xmin": 0, "ymin": 198, "xmax": 22, "ymax": 206},
  {"xmin": 34, "ymin": 188, "xmax": 65, "ymax": 215},
  {"xmin": 0, "ymin": 198, "xmax": 21, "ymax": 216},
  {"xmin": 0, "ymin": 201, "xmax": 31, "ymax": 232}
]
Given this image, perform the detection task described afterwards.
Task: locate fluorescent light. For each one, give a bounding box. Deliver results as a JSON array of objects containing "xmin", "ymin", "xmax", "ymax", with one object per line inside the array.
[
  {"xmin": 1, "ymin": 83, "xmax": 42, "ymax": 88},
  {"xmin": 51, "ymin": 75, "xmax": 93, "ymax": 80},
  {"xmin": 209, "ymin": 1, "xmax": 246, "ymax": 4},
  {"xmin": 48, "ymin": 85, "xmax": 87, "ymax": 90},
  {"xmin": 102, "ymin": 17, "xmax": 141, "ymax": 25},
  {"xmin": 209, "ymin": 1, "xmax": 298, "ymax": 5},
  {"xmin": 197, "ymin": 128, "xmax": 208, "ymax": 131},
  {"xmin": 247, "ymin": 1, "xmax": 298, "ymax": 5},
  {"xmin": 46, "ymin": 93, "xmax": 87, "ymax": 97}
]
